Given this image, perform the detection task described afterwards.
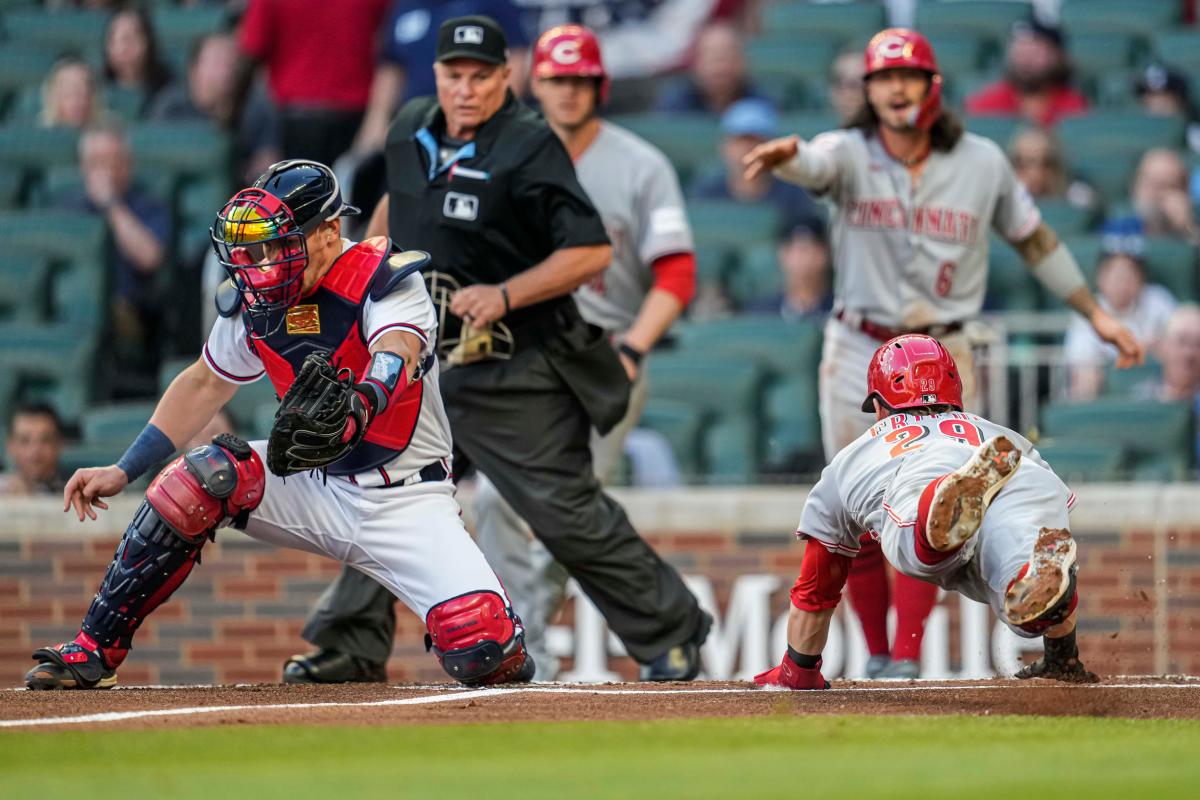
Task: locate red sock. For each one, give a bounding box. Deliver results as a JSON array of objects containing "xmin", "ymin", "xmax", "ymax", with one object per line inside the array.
[
  {"xmin": 846, "ymin": 537, "xmax": 890, "ymax": 656},
  {"xmin": 892, "ymin": 573, "xmax": 939, "ymax": 661},
  {"xmin": 914, "ymin": 474, "xmax": 956, "ymax": 565}
]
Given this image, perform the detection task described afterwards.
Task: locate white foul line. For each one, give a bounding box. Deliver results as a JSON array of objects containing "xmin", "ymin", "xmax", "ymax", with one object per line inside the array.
[{"xmin": 2, "ymin": 683, "xmax": 1197, "ymax": 729}]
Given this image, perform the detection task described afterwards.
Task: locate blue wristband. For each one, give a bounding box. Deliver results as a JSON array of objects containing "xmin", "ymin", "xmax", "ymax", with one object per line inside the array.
[{"xmin": 116, "ymin": 423, "xmax": 176, "ymax": 482}]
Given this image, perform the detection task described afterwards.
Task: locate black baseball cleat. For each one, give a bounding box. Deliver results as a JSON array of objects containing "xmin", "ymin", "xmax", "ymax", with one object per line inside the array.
[
  {"xmin": 282, "ymin": 648, "xmax": 388, "ymax": 684},
  {"xmin": 26, "ymin": 641, "xmax": 117, "ymax": 690},
  {"xmin": 639, "ymin": 611, "xmax": 713, "ymax": 682}
]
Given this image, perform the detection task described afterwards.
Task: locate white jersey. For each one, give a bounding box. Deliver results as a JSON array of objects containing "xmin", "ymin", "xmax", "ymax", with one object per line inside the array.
[
  {"xmin": 798, "ymin": 410, "xmax": 1064, "ymax": 556},
  {"xmin": 792, "ymin": 128, "xmax": 1041, "ymax": 328},
  {"xmin": 572, "ymin": 121, "xmax": 694, "ymax": 333},
  {"xmin": 202, "ymin": 262, "xmax": 454, "ymax": 484}
]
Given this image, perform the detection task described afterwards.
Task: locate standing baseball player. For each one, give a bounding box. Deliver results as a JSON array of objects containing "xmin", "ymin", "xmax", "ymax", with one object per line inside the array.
[
  {"xmin": 283, "ymin": 16, "xmax": 710, "ymax": 685},
  {"xmin": 25, "ymin": 160, "xmax": 533, "ymax": 689},
  {"xmin": 756, "ymin": 334, "xmax": 1095, "ymax": 690},
  {"xmin": 743, "ymin": 28, "xmax": 1142, "ymax": 679}
]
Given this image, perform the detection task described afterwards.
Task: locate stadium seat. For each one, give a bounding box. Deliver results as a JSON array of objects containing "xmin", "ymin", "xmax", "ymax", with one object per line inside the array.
[
  {"xmin": 915, "ymin": 1, "xmax": 1032, "ymax": 43},
  {"xmin": 59, "ymin": 441, "xmax": 128, "ymax": 476},
  {"xmin": 779, "ymin": 111, "xmax": 841, "ymax": 141},
  {"xmin": 0, "ymin": 168, "xmax": 23, "ymax": 209},
  {"xmin": 1143, "ymin": 238, "xmax": 1198, "ymax": 301},
  {"xmin": 648, "ymin": 353, "xmax": 765, "ymax": 423},
  {"xmin": 606, "ymin": 114, "xmax": 718, "ymax": 184},
  {"xmin": 1040, "ymin": 399, "xmax": 1194, "ymax": 480},
  {"xmin": 0, "ymin": 125, "xmax": 80, "ymax": 177},
  {"xmin": 1068, "ymin": 152, "xmax": 1141, "ymax": 207},
  {"xmin": 1103, "ymin": 360, "xmax": 1162, "ymax": 397},
  {"xmin": 82, "ymin": 401, "xmax": 157, "ymax": 444},
  {"xmin": 726, "ymin": 242, "xmax": 781, "ymax": 308},
  {"xmin": 102, "ymin": 85, "xmax": 148, "ymax": 122},
  {"xmin": 0, "ymin": 45, "xmax": 57, "ymax": 105},
  {"xmin": 636, "ymin": 398, "xmax": 705, "ymax": 480},
  {"xmin": 50, "ymin": 256, "xmax": 106, "ymax": 329},
  {"xmin": 1060, "ymin": 0, "xmax": 1179, "ymax": 37},
  {"xmin": 1059, "ymin": 113, "xmax": 1184, "ymax": 154},
  {"xmin": 128, "ymin": 122, "xmax": 234, "ymax": 177},
  {"xmin": 746, "ymin": 38, "xmax": 840, "ymax": 85},
  {"xmin": 963, "ymin": 115, "xmax": 1021, "ymax": 148},
  {"xmin": 1153, "ymin": 30, "xmax": 1200, "ymax": 76},
  {"xmin": 923, "ymin": 34, "xmax": 987, "ymax": 74},
  {"xmin": 0, "ymin": 210, "xmax": 106, "ymax": 262},
  {"xmin": 153, "ymin": 6, "xmax": 228, "ymax": 53},
  {"xmin": 675, "ymin": 317, "xmax": 822, "ymax": 378},
  {"xmin": 760, "ymin": 2, "xmax": 884, "ymax": 47},
  {"xmin": 1068, "ymin": 33, "xmax": 1142, "ymax": 81},
  {"xmin": 986, "ymin": 238, "xmax": 1039, "ymax": 311},
  {"xmin": 703, "ymin": 415, "xmax": 759, "ymax": 484},
  {"xmin": 1037, "ymin": 199, "xmax": 1095, "ymax": 236},
  {"xmin": 0, "ymin": 256, "xmax": 49, "ymax": 322},
  {"xmin": 1, "ymin": 10, "xmax": 109, "ymax": 56},
  {"xmin": 0, "ymin": 323, "xmax": 98, "ymax": 419},
  {"xmin": 688, "ymin": 201, "xmax": 781, "ymax": 259},
  {"xmin": 1033, "ymin": 440, "xmax": 1124, "ymax": 482},
  {"xmin": 762, "ymin": 374, "xmax": 822, "ymax": 466}
]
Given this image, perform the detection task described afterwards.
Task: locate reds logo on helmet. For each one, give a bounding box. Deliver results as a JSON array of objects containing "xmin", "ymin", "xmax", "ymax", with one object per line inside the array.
[
  {"xmin": 863, "ymin": 27, "xmax": 943, "ymax": 130},
  {"xmin": 533, "ymin": 24, "xmax": 609, "ymax": 101}
]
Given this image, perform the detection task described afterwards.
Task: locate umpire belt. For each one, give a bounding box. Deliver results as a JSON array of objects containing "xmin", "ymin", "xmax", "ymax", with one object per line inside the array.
[
  {"xmin": 345, "ymin": 459, "xmax": 450, "ymax": 489},
  {"xmin": 834, "ymin": 309, "xmax": 964, "ymax": 342}
]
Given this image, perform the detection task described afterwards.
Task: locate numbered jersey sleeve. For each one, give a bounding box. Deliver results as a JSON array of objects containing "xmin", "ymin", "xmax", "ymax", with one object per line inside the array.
[
  {"xmin": 202, "ymin": 314, "xmax": 265, "ymax": 384},
  {"xmin": 362, "ymin": 270, "xmax": 437, "ymax": 358},
  {"xmin": 797, "ymin": 459, "xmax": 866, "ymax": 557}
]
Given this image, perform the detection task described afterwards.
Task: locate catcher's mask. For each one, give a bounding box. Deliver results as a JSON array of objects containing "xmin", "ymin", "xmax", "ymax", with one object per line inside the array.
[{"xmin": 426, "ymin": 270, "xmax": 514, "ymax": 366}]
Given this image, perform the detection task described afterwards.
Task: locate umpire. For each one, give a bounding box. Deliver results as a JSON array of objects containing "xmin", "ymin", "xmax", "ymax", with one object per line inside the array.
[{"xmin": 284, "ymin": 15, "xmax": 710, "ymax": 683}]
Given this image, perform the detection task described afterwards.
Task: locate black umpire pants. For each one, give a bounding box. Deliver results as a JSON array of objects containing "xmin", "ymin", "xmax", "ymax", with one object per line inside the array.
[{"xmin": 300, "ymin": 311, "xmax": 704, "ymax": 665}]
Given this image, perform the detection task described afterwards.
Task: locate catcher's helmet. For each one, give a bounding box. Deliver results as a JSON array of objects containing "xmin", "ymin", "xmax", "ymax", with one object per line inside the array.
[
  {"xmin": 210, "ymin": 160, "xmax": 359, "ymax": 338},
  {"xmin": 532, "ymin": 24, "xmax": 609, "ymax": 102},
  {"xmin": 861, "ymin": 334, "xmax": 963, "ymax": 413},
  {"xmin": 863, "ymin": 28, "xmax": 943, "ymax": 131}
]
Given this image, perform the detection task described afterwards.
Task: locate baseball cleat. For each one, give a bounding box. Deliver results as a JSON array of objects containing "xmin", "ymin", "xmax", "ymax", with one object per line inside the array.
[
  {"xmin": 282, "ymin": 648, "xmax": 387, "ymax": 684},
  {"xmin": 874, "ymin": 658, "xmax": 920, "ymax": 680},
  {"xmin": 25, "ymin": 641, "xmax": 117, "ymax": 690},
  {"xmin": 640, "ymin": 611, "xmax": 712, "ymax": 682},
  {"xmin": 924, "ymin": 435, "xmax": 1021, "ymax": 552},
  {"xmin": 1004, "ymin": 527, "xmax": 1078, "ymax": 627},
  {"xmin": 864, "ymin": 654, "xmax": 892, "ymax": 679}
]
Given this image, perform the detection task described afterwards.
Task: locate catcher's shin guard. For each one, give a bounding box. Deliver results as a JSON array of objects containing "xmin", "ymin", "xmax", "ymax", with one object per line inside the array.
[
  {"xmin": 425, "ymin": 591, "xmax": 534, "ymax": 685},
  {"xmin": 75, "ymin": 436, "xmax": 264, "ymax": 666}
]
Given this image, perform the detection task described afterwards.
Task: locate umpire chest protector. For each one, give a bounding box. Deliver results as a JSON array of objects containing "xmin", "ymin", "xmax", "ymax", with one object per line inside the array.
[{"xmin": 223, "ymin": 237, "xmax": 429, "ymax": 474}]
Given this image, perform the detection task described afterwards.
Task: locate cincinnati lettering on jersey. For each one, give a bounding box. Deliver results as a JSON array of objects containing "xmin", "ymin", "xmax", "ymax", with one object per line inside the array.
[{"xmin": 845, "ymin": 199, "xmax": 979, "ymax": 244}]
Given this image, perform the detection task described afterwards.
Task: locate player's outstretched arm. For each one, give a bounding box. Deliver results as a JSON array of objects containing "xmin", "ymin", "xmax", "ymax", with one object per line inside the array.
[
  {"xmin": 742, "ymin": 134, "xmax": 800, "ymax": 181},
  {"xmin": 1015, "ymin": 223, "xmax": 1145, "ymax": 368},
  {"xmin": 63, "ymin": 359, "xmax": 238, "ymax": 522}
]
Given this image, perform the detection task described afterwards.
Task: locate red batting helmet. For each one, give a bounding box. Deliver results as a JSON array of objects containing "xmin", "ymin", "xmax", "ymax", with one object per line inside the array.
[
  {"xmin": 861, "ymin": 334, "xmax": 963, "ymax": 413},
  {"xmin": 533, "ymin": 24, "xmax": 609, "ymax": 102},
  {"xmin": 863, "ymin": 28, "xmax": 943, "ymax": 131}
]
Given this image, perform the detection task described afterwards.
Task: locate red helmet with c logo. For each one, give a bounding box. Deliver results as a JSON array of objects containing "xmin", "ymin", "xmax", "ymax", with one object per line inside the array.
[
  {"xmin": 862, "ymin": 334, "xmax": 963, "ymax": 413},
  {"xmin": 532, "ymin": 24, "xmax": 609, "ymax": 102},
  {"xmin": 863, "ymin": 28, "xmax": 943, "ymax": 130}
]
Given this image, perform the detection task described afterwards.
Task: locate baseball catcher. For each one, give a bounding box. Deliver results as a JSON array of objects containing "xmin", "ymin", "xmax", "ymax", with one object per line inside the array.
[{"xmin": 756, "ymin": 334, "xmax": 1096, "ymax": 690}]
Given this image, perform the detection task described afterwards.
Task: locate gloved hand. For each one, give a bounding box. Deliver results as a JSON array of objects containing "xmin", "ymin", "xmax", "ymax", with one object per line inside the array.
[{"xmin": 754, "ymin": 654, "xmax": 830, "ymax": 690}]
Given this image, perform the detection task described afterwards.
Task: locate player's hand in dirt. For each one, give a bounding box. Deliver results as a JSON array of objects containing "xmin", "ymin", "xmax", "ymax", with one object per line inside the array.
[
  {"xmin": 63, "ymin": 465, "xmax": 129, "ymax": 522},
  {"xmin": 743, "ymin": 134, "xmax": 802, "ymax": 181},
  {"xmin": 753, "ymin": 654, "xmax": 830, "ymax": 690},
  {"xmin": 1089, "ymin": 308, "xmax": 1144, "ymax": 368},
  {"xmin": 1014, "ymin": 655, "xmax": 1099, "ymax": 684}
]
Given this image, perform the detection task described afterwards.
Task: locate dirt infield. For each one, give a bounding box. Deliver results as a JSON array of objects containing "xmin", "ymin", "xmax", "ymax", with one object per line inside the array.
[{"xmin": 2, "ymin": 677, "xmax": 1198, "ymax": 730}]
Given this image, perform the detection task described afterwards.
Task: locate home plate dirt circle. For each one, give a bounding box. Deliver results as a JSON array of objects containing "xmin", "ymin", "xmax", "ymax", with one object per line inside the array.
[{"xmin": 2, "ymin": 678, "xmax": 1199, "ymax": 730}]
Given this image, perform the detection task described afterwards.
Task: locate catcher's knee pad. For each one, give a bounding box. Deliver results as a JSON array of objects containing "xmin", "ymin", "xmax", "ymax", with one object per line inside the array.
[
  {"xmin": 81, "ymin": 435, "xmax": 265, "ymax": 652},
  {"xmin": 425, "ymin": 591, "xmax": 530, "ymax": 686}
]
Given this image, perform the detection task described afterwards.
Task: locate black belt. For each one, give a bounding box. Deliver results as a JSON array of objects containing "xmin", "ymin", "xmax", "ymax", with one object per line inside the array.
[
  {"xmin": 834, "ymin": 309, "xmax": 964, "ymax": 342},
  {"xmin": 353, "ymin": 460, "xmax": 449, "ymax": 489}
]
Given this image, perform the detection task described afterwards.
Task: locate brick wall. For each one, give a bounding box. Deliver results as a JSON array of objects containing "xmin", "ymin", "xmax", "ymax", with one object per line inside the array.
[{"xmin": 1, "ymin": 487, "xmax": 1198, "ymax": 686}]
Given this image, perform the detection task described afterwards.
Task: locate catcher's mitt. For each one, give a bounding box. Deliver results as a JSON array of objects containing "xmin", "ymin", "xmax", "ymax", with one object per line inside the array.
[{"xmin": 266, "ymin": 351, "xmax": 368, "ymax": 476}]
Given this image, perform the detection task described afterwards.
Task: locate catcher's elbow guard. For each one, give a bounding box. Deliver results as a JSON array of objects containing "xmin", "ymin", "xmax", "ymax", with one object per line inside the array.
[
  {"xmin": 147, "ymin": 434, "xmax": 265, "ymax": 541},
  {"xmin": 425, "ymin": 591, "xmax": 531, "ymax": 686}
]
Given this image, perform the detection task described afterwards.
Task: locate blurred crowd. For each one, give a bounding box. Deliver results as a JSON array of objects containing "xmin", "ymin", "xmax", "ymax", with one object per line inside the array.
[{"xmin": 3, "ymin": 0, "xmax": 1200, "ymax": 489}]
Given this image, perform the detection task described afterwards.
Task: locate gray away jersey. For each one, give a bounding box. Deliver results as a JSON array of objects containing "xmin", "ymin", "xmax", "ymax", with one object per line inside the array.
[
  {"xmin": 572, "ymin": 122, "xmax": 694, "ymax": 333},
  {"xmin": 792, "ymin": 129, "xmax": 1040, "ymax": 328}
]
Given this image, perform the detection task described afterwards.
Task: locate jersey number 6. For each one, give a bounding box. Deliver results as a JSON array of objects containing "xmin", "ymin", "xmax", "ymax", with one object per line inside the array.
[{"xmin": 935, "ymin": 260, "xmax": 956, "ymax": 297}]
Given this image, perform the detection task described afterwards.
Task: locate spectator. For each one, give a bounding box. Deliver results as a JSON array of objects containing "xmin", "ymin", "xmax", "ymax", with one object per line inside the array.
[
  {"xmin": 55, "ymin": 124, "xmax": 173, "ymax": 396},
  {"xmin": 828, "ymin": 48, "xmax": 865, "ymax": 125},
  {"xmin": 40, "ymin": 57, "xmax": 106, "ymax": 129},
  {"xmin": 688, "ymin": 97, "xmax": 824, "ymax": 232},
  {"xmin": 1006, "ymin": 126, "xmax": 1096, "ymax": 208},
  {"xmin": 655, "ymin": 21, "xmax": 766, "ymax": 116},
  {"xmin": 743, "ymin": 218, "xmax": 832, "ymax": 321},
  {"xmin": 0, "ymin": 403, "xmax": 66, "ymax": 497},
  {"xmin": 103, "ymin": 5, "xmax": 174, "ymax": 112},
  {"xmin": 1134, "ymin": 304, "xmax": 1200, "ymax": 469},
  {"xmin": 965, "ymin": 19, "xmax": 1087, "ymax": 127},
  {"xmin": 1117, "ymin": 148, "xmax": 1200, "ymax": 242},
  {"xmin": 150, "ymin": 33, "xmax": 239, "ymax": 126},
  {"xmin": 352, "ymin": 1, "xmax": 531, "ymax": 157},
  {"xmin": 1064, "ymin": 243, "xmax": 1177, "ymax": 400},
  {"xmin": 236, "ymin": 0, "xmax": 390, "ymax": 166}
]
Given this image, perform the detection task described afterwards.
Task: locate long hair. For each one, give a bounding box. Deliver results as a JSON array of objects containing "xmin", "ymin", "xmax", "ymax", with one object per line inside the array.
[
  {"xmin": 104, "ymin": 4, "xmax": 172, "ymax": 96},
  {"xmin": 844, "ymin": 87, "xmax": 964, "ymax": 152}
]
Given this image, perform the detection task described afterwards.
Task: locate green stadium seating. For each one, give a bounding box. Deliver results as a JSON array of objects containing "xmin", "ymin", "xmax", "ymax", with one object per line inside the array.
[
  {"xmin": 606, "ymin": 114, "xmax": 718, "ymax": 184},
  {"xmin": 963, "ymin": 115, "xmax": 1021, "ymax": 148},
  {"xmin": 761, "ymin": 2, "xmax": 885, "ymax": 47},
  {"xmin": 81, "ymin": 401, "xmax": 157, "ymax": 444},
  {"xmin": 754, "ymin": 73, "xmax": 814, "ymax": 112},
  {"xmin": 688, "ymin": 201, "xmax": 781, "ymax": 259},
  {"xmin": 636, "ymin": 398, "xmax": 705, "ymax": 479},
  {"xmin": 703, "ymin": 416, "xmax": 759, "ymax": 484},
  {"xmin": 1143, "ymin": 238, "xmax": 1199, "ymax": 302},
  {"xmin": 0, "ymin": 45, "xmax": 57, "ymax": 98},
  {"xmin": 675, "ymin": 317, "xmax": 823, "ymax": 378},
  {"xmin": 915, "ymin": 1, "xmax": 1033, "ymax": 43},
  {"xmin": 1153, "ymin": 30, "xmax": 1200, "ymax": 75},
  {"xmin": 1037, "ymin": 199, "xmax": 1096, "ymax": 236},
  {"xmin": 1040, "ymin": 399, "xmax": 1195, "ymax": 480},
  {"xmin": 726, "ymin": 242, "xmax": 781, "ymax": 307},
  {"xmin": 648, "ymin": 353, "xmax": 765, "ymax": 421},
  {"xmin": 1033, "ymin": 440, "xmax": 1124, "ymax": 482},
  {"xmin": 0, "ymin": 125, "xmax": 80, "ymax": 176},
  {"xmin": 59, "ymin": 441, "xmax": 127, "ymax": 475},
  {"xmin": 225, "ymin": 376, "xmax": 278, "ymax": 438},
  {"xmin": 1059, "ymin": 113, "xmax": 1185, "ymax": 154},
  {"xmin": 987, "ymin": 238, "xmax": 1039, "ymax": 311},
  {"xmin": 779, "ymin": 111, "xmax": 841, "ymax": 140},
  {"xmin": 1060, "ymin": 0, "xmax": 1179, "ymax": 37},
  {"xmin": 128, "ymin": 122, "xmax": 233, "ymax": 177},
  {"xmin": 0, "ymin": 256, "xmax": 49, "ymax": 321},
  {"xmin": 923, "ymin": 34, "xmax": 987, "ymax": 74},
  {"xmin": 1068, "ymin": 152, "xmax": 1141, "ymax": 205},
  {"xmin": 1103, "ymin": 360, "xmax": 1162, "ymax": 397},
  {"xmin": 0, "ymin": 169, "xmax": 22, "ymax": 209},
  {"xmin": 1059, "ymin": 233, "xmax": 1105, "ymax": 283},
  {"xmin": 153, "ymin": 6, "xmax": 228, "ymax": 53},
  {"xmin": 1, "ymin": 10, "xmax": 108, "ymax": 56},
  {"xmin": 0, "ymin": 210, "xmax": 106, "ymax": 262},
  {"xmin": 50, "ymin": 256, "xmax": 106, "ymax": 329},
  {"xmin": 0, "ymin": 324, "xmax": 98, "ymax": 419},
  {"xmin": 102, "ymin": 85, "xmax": 147, "ymax": 122},
  {"xmin": 1068, "ymin": 33, "xmax": 1141, "ymax": 79},
  {"xmin": 746, "ymin": 38, "xmax": 840, "ymax": 85},
  {"xmin": 762, "ymin": 374, "xmax": 822, "ymax": 467}
]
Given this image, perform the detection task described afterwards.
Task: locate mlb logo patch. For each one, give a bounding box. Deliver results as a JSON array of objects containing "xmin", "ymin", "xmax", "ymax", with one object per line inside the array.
[
  {"xmin": 454, "ymin": 25, "xmax": 484, "ymax": 44},
  {"xmin": 444, "ymin": 192, "xmax": 479, "ymax": 221},
  {"xmin": 921, "ymin": 393, "xmax": 938, "ymax": 403}
]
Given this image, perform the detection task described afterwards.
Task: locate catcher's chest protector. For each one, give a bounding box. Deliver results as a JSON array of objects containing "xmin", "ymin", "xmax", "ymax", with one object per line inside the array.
[{"xmin": 250, "ymin": 238, "xmax": 425, "ymax": 471}]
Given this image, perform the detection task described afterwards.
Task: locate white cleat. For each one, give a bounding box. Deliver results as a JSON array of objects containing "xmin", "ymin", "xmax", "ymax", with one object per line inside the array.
[
  {"xmin": 924, "ymin": 435, "xmax": 1021, "ymax": 552},
  {"xmin": 1005, "ymin": 527, "xmax": 1078, "ymax": 626}
]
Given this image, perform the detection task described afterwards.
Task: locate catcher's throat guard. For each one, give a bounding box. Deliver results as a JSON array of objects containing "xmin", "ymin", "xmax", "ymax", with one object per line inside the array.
[{"xmin": 426, "ymin": 270, "xmax": 514, "ymax": 366}]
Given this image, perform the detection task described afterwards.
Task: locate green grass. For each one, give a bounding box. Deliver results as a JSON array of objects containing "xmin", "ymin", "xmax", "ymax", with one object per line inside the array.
[{"xmin": 2, "ymin": 714, "xmax": 1198, "ymax": 798}]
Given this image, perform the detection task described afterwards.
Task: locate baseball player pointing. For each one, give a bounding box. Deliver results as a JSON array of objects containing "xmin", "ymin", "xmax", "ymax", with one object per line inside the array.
[
  {"xmin": 743, "ymin": 29, "xmax": 1141, "ymax": 677},
  {"xmin": 757, "ymin": 334, "xmax": 1094, "ymax": 689}
]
